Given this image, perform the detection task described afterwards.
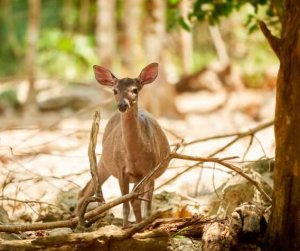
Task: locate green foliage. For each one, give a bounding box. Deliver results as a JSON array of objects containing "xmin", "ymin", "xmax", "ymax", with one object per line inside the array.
[
  {"xmin": 179, "ymin": 16, "xmax": 191, "ymax": 31},
  {"xmin": 190, "ymin": 0, "xmax": 281, "ymax": 25},
  {"xmin": 0, "ymin": 89, "xmax": 21, "ymax": 110},
  {"xmin": 37, "ymin": 29, "xmax": 98, "ymax": 80}
]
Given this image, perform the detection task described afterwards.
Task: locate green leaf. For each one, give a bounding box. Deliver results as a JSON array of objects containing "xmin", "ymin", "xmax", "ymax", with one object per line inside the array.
[
  {"xmin": 171, "ymin": 226, "xmax": 190, "ymax": 238},
  {"xmin": 249, "ymin": 23, "xmax": 259, "ymax": 34},
  {"xmin": 179, "ymin": 16, "xmax": 191, "ymax": 32},
  {"xmin": 169, "ymin": 0, "xmax": 180, "ymax": 5}
]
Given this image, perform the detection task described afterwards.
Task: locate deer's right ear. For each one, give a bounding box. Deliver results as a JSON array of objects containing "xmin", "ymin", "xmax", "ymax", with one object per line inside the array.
[{"xmin": 93, "ymin": 65, "xmax": 117, "ymax": 86}]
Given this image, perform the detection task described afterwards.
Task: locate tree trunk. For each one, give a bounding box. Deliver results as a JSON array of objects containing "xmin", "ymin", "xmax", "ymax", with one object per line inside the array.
[
  {"xmin": 26, "ymin": 0, "xmax": 40, "ymax": 106},
  {"xmin": 79, "ymin": 0, "xmax": 90, "ymax": 33},
  {"xmin": 179, "ymin": 0, "xmax": 193, "ymax": 75},
  {"xmin": 263, "ymin": 1, "xmax": 300, "ymax": 250},
  {"xmin": 95, "ymin": 0, "xmax": 116, "ymax": 69},
  {"xmin": 142, "ymin": 0, "xmax": 180, "ymax": 118},
  {"xmin": 121, "ymin": 0, "xmax": 144, "ymax": 74}
]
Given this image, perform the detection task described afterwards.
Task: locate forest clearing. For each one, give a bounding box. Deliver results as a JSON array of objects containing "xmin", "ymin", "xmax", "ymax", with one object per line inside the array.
[{"xmin": 0, "ymin": 0, "xmax": 299, "ymax": 250}]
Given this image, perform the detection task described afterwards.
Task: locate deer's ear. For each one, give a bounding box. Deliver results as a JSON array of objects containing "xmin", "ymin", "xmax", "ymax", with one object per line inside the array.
[
  {"xmin": 93, "ymin": 65, "xmax": 117, "ymax": 86},
  {"xmin": 138, "ymin": 63, "xmax": 158, "ymax": 85}
]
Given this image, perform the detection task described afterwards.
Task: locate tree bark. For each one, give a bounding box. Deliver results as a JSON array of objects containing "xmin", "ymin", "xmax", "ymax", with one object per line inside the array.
[
  {"xmin": 95, "ymin": 0, "xmax": 116, "ymax": 69},
  {"xmin": 179, "ymin": 0, "xmax": 193, "ymax": 74},
  {"xmin": 263, "ymin": 1, "xmax": 300, "ymax": 250},
  {"xmin": 26, "ymin": 0, "xmax": 40, "ymax": 106},
  {"xmin": 79, "ymin": 0, "xmax": 90, "ymax": 33},
  {"xmin": 142, "ymin": 0, "xmax": 180, "ymax": 118},
  {"xmin": 121, "ymin": 0, "xmax": 144, "ymax": 74}
]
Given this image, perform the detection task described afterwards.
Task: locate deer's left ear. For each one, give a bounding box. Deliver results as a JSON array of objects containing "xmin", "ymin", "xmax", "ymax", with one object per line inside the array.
[{"xmin": 138, "ymin": 63, "xmax": 158, "ymax": 85}]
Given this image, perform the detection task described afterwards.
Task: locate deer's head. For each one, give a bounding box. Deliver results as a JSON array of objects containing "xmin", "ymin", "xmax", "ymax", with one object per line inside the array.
[{"xmin": 93, "ymin": 63, "xmax": 158, "ymax": 113}]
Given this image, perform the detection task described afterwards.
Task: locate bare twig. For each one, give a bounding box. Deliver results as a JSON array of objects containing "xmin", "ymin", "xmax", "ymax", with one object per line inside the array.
[
  {"xmin": 242, "ymin": 135, "xmax": 254, "ymax": 161},
  {"xmin": 0, "ymin": 197, "xmax": 72, "ymax": 214},
  {"xmin": 183, "ymin": 120, "xmax": 273, "ymax": 147},
  {"xmin": 133, "ymin": 142, "xmax": 182, "ymax": 193},
  {"xmin": 159, "ymin": 121, "xmax": 274, "ymax": 191},
  {"xmin": 171, "ymin": 153, "xmax": 272, "ymax": 204}
]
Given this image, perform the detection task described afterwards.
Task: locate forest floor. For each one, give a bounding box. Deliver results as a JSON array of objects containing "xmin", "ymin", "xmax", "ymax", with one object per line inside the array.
[{"xmin": 0, "ymin": 87, "xmax": 275, "ymax": 223}]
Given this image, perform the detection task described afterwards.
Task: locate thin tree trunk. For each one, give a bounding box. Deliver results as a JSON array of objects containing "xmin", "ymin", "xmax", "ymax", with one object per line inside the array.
[
  {"xmin": 208, "ymin": 25, "xmax": 229, "ymax": 66},
  {"xmin": 2, "ymin": 0, "xmax": 23, "ymax": 57},
  {"xmin": 262, "ymin": 1, "xmax": 300, "ymax": 250},
  {"xmin": 95, "ymin": 0, "xmax": 116, "ymax": 69},
  {"xmin": 142, "ymin": 0, "xmax": 180, "ymax": 117},
  {"xmin": 26, "ymin": 0, "xmax": 40, "ymax": 106},
  {"xmin": 179, "ymin": 0, "xmax": 193, "ymax": 74},
  {"xmin": 79, "ymin": 0, "xmax": 90, "ymax": 33},
  {"xmin": 121, "ymin": 0, "xmax": 144, "ymax": 74}
]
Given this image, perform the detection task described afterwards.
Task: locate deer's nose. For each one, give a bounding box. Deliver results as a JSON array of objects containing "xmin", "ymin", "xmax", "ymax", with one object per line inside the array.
[{"xmin": 117, "ymin": 101, "xmax": 129, "ymax": 112}]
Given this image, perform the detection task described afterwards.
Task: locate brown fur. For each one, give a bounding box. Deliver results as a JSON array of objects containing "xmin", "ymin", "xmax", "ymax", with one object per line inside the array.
[{"xmin": 76, "ymin": 64, "xmax": 170, "ymax": 225}]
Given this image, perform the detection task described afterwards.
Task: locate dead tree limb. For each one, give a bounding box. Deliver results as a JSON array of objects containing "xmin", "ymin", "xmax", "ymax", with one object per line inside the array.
[
  {"xmin": 113, "ymin": 211, "xmax": 162, "ymax": 240},
  {"xmin": 0, "ymin": 192, "xmax": 138, "ymax": 233},
  {"xmin": 89, "ymin": 110, "xmax": 103, "ymax": 200},
  {"xmin": 202, "ymin": 222, "xmax": 222, "ymax": 251},
  {"xmin": 76, "ymin": 110, "xmax": 104, "ymax": 229}
]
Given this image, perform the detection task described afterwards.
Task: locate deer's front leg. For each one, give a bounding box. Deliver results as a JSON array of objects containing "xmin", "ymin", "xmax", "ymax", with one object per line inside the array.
[
  {"xmin": 131, "ymin": 184, "xmax": 142, "ymax": 223},
  {"xmin": 144, "ymin": 179, "xmax": 155, "ymax": 218},
  {"xmin": 119, "ymin": 168, "xmax": 130, "ymax": 226}
]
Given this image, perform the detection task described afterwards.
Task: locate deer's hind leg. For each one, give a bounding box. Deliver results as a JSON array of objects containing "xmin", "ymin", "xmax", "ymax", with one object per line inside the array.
[{"xmin": 76, "ymin": 162, "xmax": 110, "ymax": 215}]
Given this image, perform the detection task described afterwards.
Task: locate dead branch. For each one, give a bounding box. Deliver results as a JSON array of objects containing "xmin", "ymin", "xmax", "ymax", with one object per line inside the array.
[
  {"xmin": 0, "ymin": 212, "xmax": 162, "ymax": 250},
  {"xmin": 0, "ymin": 98, "xmax": 113, "ymax": 161},
  {"xmin": 171, "ymin": 153, "xmax": 272, "ymax": 204},
  {"xmin": 0, "ymin": 192, "xmax": 138, "ymax": 233},
  {"xmin": 88, "ymin": 110, "xmax": 103, "ymax": 201},
  {"xmin": 134, "ymin": 142, "xmax": 182, "ymax": 192},
  {"xmin": 114, "ymin": 211, "xmax": 162, "ymax": 240},
  {"xmin": 0, "ymin": 197, "xmax": 72, "ymax": 215},
  {"xmin": 0, "ymin": 143, "xmax": 178, "ymax": 233},
  {"xmin": 202, "ymin": 222, "xmax": 222, "ymax": 251},
  {"xmin": 159, "ymin": 121, "xmax": 274, "ymax": 190},
  {"xmin": 76, "ymin": 110, "xmax": 104, "ymax": 229},
  {"xmin": 184, "ymin": 120, "xmax": 273, "ymax": 147}
]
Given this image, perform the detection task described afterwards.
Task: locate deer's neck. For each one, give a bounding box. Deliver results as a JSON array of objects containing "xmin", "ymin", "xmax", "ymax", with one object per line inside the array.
[{"xmin": 121, "ymin": 105, "xmax": 143, "ymax": 160}]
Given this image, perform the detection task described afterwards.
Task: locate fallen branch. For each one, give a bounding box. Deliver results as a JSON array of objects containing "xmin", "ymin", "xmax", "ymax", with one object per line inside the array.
[
  {"xmin": 0, "ymin": 192, "xmax": 139, "ymax": 233},
  {"xmin": 0, "ymin": 212, "xmax": 162, "ymax": 251},
  {"xmin": 0, "ymin": 144, "xmax": 182, "ymax": 233}
]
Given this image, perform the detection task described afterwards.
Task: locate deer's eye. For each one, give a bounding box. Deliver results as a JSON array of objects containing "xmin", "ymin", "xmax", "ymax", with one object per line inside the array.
[
  {"xmin": 113, "ymin": 89, "xmax": 118, "ymax": 95},
  {"xmin": 132, "ymin": 89, "xmax": 138, "ymax": 95}
]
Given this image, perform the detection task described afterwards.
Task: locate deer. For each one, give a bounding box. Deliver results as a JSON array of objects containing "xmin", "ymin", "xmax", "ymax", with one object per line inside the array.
[{"xmin": 76, "ymin": 63, "xmax": 170, "ymax": 226}]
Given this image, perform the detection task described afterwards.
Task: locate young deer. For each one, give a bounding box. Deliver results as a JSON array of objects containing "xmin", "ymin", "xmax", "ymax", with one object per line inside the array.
[{"xmin": 76, "ymin": 63, "xmax": 170, "ymax": 226}]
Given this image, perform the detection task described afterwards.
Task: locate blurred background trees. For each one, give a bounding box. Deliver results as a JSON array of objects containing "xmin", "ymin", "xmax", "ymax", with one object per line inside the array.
[{"xmin": 0, "ymin": 0, "xmax": 278, "ymax": 116}]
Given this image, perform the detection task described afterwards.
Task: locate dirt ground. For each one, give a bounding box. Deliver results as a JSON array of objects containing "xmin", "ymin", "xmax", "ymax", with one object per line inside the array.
[{"xmin": 0, "ymin": 88, "xmax": 275, "ymax": 221}]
